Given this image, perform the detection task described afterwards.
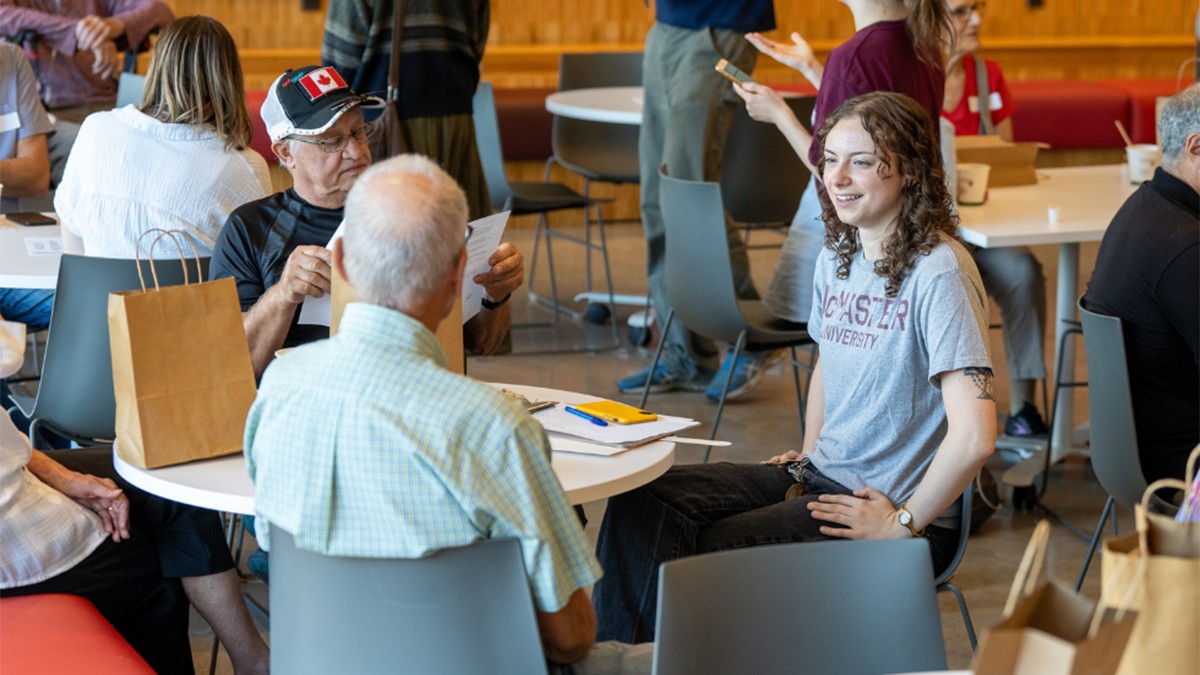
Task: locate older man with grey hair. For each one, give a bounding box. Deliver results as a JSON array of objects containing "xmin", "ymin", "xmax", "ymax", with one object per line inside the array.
[
  {"xmin": 245, "ymin": 154, "xmax": 653, "ymax": 675},
  {"xmin": 1084, "ymin": 83, "xmax": 1200, "ymax": 483}
]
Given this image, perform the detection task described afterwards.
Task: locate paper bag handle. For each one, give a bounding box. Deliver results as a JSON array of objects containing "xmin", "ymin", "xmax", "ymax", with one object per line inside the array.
[
  {"xmin": 1086, "ymin": 549, "xmax": 1146, "ymax": 638},
  {"xmin": 134, "ymin": 229, "xmax": 202, "ymax": 291},
  {"xmin": 1138, "ymin": 477, "xmax": 1190, "ymax": 553},
  {"xmin": 1003, "ymin": 519, "xmax": 1052, "ymax": 617},
  {"xmin": 1186, "ymin": 444, "xmax": 1200, "ymax": 485}
]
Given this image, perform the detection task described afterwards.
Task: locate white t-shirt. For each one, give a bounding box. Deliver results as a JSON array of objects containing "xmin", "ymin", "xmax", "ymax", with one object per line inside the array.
[
  {"xmin": 806, "ymin": 236, "xmax": 991, "ymax": 526},
  {"xmin": 55, "ymin": 105, "xmax": 272, "ymax": 259}
]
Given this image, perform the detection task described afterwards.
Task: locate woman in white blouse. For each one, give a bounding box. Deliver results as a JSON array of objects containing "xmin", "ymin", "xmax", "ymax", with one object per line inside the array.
[{"xmin": 56, "ymin": 15, "xmax": 272, "ymax": 258}]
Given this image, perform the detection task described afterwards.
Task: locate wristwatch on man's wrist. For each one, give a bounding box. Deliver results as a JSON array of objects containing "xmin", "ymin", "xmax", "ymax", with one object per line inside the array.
[
  {"xmin": 896, "ymin": 502, "xmax": 924, "ymax": 537},
  {"xmin": 481, "ymin": 292, "xmax": 512, "ymax": 310}
]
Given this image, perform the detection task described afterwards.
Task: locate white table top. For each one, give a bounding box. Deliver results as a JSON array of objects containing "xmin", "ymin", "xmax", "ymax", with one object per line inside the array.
[
  {"xmin": 113, "ymin": 383, "xmax": 676, "ymax": 515},
  {"xmin": 545, "ymin": 86, "xmax": 644, "ymax": 125},
  {"xmin": 957, "ymin": 165, "xmax": 1135, "ymax": 249},
  {"xmin": 0, "ymin": 217, "xmax": 61, "ymax": 290}
]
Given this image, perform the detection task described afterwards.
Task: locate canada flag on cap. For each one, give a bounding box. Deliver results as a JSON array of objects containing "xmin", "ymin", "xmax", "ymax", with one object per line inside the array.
[{"xmin": 299, "ymin": 67, "xmax": 347, "ymax": 101}]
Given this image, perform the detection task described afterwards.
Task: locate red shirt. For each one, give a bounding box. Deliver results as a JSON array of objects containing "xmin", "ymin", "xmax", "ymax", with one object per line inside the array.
[{"xmin": 944, "ymin": 57, "xmax": 1015, "ymax": 136}]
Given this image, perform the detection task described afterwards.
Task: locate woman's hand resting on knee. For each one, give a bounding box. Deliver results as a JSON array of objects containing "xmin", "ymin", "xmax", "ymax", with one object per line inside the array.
[
  {"xmin": 761, "ymin": 450, "xmax": 804, "ymax": 464},
  {"xmin": 807, "ymin": 487, "xmax": 910, "ymax": 540}
]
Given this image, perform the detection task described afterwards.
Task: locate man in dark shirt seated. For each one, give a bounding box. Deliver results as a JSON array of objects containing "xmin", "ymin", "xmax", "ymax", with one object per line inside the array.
[
  {"xmin": 1084, "ymin": 83, "xmax": 1200, "ymax": 484},
  {"xmin": 210, "ymin": 65, "xmax": 523, "ymax": 377}
]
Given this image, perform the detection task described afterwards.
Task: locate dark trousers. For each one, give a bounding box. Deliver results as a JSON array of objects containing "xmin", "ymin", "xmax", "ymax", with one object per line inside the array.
[
  {"xmin": 593, "ymin": 462, "xmax": 959, "ymax": 643},
  {"xmin": 1, "ymin": 448, "xmax": 234, "ymax": 674}
]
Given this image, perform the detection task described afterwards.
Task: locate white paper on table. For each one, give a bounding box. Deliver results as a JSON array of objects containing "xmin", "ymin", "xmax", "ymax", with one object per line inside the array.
[
  {"xmin": 24, "ymin": 238, "xmax": 63, "ymax": 255},
  {"xmin": 296, "ymin": 221, "xmax": 346, "ymax": 326},
  {"xmin": 534, "ymin": 404, "xmax": 699, "ymax": 449},
  {"xmin": 461, "ymin": 211, "xmax": 511, "ymax": 324},
  {"xmin": 548, "ymin": 435, "xmax": 631, "ymax": 457}
]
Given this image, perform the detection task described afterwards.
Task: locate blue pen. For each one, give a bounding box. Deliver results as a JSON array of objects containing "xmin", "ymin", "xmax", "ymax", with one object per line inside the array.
[{"xmin": 566, "ymin": 406, "xmax": 608, "ymax": 427}]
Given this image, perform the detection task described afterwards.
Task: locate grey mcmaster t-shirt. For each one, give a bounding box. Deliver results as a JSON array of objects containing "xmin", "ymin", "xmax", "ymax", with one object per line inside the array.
[{"xmin": 806, "ymin": 236, "xmax": 990, "ymax": 526}]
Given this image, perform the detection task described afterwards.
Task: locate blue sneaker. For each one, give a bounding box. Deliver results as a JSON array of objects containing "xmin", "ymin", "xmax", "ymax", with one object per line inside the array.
[
  {"xmin": 705, "ymin": 351, "xmax": 776, "ymax": 401},
  {"xmin": 618, "ymin": 363, "xmax": 714, "ymax": 394}
]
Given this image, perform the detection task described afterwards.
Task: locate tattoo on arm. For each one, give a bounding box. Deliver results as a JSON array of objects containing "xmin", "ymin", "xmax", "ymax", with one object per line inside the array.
[{"xmin": 963, "ymin": 367, "xmax": 995, "ymax": 401}]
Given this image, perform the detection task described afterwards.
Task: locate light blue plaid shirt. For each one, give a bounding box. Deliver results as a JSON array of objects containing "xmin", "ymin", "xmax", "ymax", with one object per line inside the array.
[{"xmin": 244, "ymin": 303, "xmax": 603, "ymax": 612}]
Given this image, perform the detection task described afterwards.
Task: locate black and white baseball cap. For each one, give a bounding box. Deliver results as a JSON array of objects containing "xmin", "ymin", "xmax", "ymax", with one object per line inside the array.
[{"xmin": 261, "ymin": 65, "xmax": 384, "ymax": 142}]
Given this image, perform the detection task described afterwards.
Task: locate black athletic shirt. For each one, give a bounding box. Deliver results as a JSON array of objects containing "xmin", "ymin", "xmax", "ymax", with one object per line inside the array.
[
  {"xmin": 1084, "ymin": 167, "xmax": 1199, "ymax": 483},
  {"xmin": 209, "ymin": 189, "xmax": 343, "ymax": 348}
]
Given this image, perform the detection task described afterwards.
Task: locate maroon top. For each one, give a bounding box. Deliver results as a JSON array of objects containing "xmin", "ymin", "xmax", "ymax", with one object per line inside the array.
[
  {"xmin": 808, "ymin": 19, "xmax": 944, "ymax": 169},
  {"xmin": 0, "ymin": 0, "xmax": 174, "ymax": 106}
]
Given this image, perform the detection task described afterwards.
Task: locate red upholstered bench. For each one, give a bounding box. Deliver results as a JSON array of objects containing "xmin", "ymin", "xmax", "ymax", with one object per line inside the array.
[
  {"xmin": 0, "ymin": 594, "xmax": 156, "ymax": 674},
  {"xmin": 774, "ymin": 82, "xmax": 819, "ymax": 97},
  {"xmin": 1008, "ymin": 80, "xmax": 1129, "ymax": 149},
  {"xmin": 246, "ymin": 89, "xmax": 276, "ymax": 165},
  {"xmin": 1098, "ymin": 78, "xmax": 1177, "ymax": 144}
]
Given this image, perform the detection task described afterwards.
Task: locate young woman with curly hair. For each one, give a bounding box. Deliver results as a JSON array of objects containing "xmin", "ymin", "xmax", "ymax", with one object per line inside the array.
[{"xmin": 592, "ymin": 92, "xmax": 996, "ymax": 645}]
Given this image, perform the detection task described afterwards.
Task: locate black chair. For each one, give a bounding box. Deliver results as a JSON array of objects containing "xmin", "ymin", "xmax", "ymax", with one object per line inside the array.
[
  {"xmin": 720, "ymin": 95, "xmax": 817, "ymax": 249},
  {"xmin": 529, "ymin": 52, "xmax": 642, "ymax": 325},
  {"xmin": 654, "ymin": 539, "xmax": 947, "ymax": 675},
  {"xmin": 645, "ymin": 168, "xmax": 815, "ymax": 460},
  {"xmin": 472, "ymin": 82, "xmax": 619, "ymax": 347},
  {"xmin": 7, "ymin": 254, "xmax": 209, "ymax": 447}
]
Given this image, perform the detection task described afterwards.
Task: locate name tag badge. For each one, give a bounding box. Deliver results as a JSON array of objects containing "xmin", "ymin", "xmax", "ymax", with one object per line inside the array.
[
  {"xmin": 0, "ymin": 111, "xmax": 20, "ymax": 133},
  {"xmin": 989, "ymin": 92, "xmax": 1003, "ymax": 110}
]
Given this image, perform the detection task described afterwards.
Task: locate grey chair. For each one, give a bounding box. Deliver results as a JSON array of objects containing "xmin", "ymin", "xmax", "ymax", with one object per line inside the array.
[
  {"xmin": 720, "ymin": 95, "xmax": 817, "ymax": 249},
  {"xmin": 472, "ymin": 82, "xmax": 619, "ymax": 346},
  {"xmin": 529, "ymin": 52, "xmax": 642, "ymax": 324},
  {"xmin": 936, "ymin": 485, "xmax": 978, "ymax": 651},
  {"xmin": 7, "ymin": 254, "xmax": 209, "ymax": 447},
  {"xmin": 1073, "ymin": 297, "xmax": 1151, "ymax": 591},
  {"xmin": 643, "ymin": 168, "xmax": 815, "ymax": 461},
  {"xmin": 270, "ymin": 530, "xmax": 547, "ymax": 675},
  {"xmin": 653, "ymin": 539, "xmax": 947, "ymax": 675}
]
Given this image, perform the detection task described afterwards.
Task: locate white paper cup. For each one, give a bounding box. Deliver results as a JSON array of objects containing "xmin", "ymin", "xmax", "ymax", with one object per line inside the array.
[
  {"xmin": 1126, "ymin": 144, "xmax": 1161, "ymax": 184},
  {"xmin": 1047, "ymin": 205, "xmax": 1061, "ymax": 224},
  {"xmin": 956, "ymin": 163, "xmax": 991, "ymax": 206}
]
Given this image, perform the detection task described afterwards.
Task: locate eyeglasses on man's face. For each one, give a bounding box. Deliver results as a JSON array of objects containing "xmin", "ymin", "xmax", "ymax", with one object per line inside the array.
[
  {"xmin": 289, "ymin": 126, "xmax": 368, "ymax": 154},
  {"xmin": 950, "ymin": 1, "xmax": 985, "ymax": 21}
]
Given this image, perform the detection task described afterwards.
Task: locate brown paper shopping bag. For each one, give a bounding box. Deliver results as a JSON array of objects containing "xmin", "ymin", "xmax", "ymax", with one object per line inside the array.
[
  {"xmin": 974, "ymin": 520, "xmax": 1138, "ymax": 675},
  {"xmin": 1100, "ymin": 457, "xmax": 1200, "ymax": 675},
  {"xmin": 108, "ymin": 230, "xmax": 258, "ymax": 468}
]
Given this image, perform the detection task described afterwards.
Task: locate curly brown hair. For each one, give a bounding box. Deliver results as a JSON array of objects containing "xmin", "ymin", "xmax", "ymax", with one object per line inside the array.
[{"xmin": 815, "ymin": 91, "xmax": 959, "ymax": 298}]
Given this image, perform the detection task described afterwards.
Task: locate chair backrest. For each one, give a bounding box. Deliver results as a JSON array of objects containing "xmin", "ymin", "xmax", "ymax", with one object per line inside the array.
[
  {"xmin": 935, "ymin": 486, "xmax": 972, "ymax": 586},
  {"xmin": 270, "ymin": 529, "xmax": 547, "ymax": 675},
  {"xmin": 721, "ymin": 95, "xmax": 816, "ymax": 224},
  {"xmin": 32, "ymin": 254, "xmax": 209, "ymax": 440},
  {"xmin": 653, "ymin": 539, "xmax": 947, "ymax": 675},
  {"xmin": 551, "ymin": 52, "xmax": 643, "ymax": 184},
  {"xmin": 472, "ymin": 82, "xmax": 515, "ymax": 213},
  {"xmin": 116, "ymin": 73, "xmax": 146, "ymax": 108},
  {"xmin": 659, "ymin": 168, "xmax": 756, "ymax": 344},
  {"xmin": 1078, "ymin": 297, "xmax": 1149, "ymax": 511}
]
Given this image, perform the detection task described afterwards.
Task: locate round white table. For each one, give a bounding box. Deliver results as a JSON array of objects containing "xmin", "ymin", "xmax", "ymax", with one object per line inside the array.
[
  {"xmin": 113, "ymin": 383, "xmax": 676, "ymax": 514},
  {"xmin": 0, "ymin": 218, "xmax": 61, "ymax": 290},
  {"xmin": 545, "ymin": 86, "xmax": 643, "ymax": 124}
]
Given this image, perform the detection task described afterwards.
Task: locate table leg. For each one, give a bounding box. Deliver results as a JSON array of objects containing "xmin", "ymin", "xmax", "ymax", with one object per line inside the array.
[{"xmin": 1051, "ymin": 242, "xmax": 1080, "ymax": 463}]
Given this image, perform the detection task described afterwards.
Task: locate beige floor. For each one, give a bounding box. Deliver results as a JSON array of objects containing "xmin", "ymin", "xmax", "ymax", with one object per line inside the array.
[{"xmin": 192, "ymin": 222, "xmax": 1112, "ymax": 673}]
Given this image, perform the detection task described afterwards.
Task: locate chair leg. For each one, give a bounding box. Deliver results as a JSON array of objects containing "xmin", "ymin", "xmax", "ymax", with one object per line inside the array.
[
  {"xmin": 583, "ymin": 179, "xmax": 594, "ymax": 295},
  {"xmin": 789, "ymin": 345, "xmax": 804, "ymax": 438},
  {"xmin": 639, "ymin": 309, "xmax": 674, "ymax": 410},
  {"xmin": 593, "ymin": 202, "xmax": 621, "ymax": 347},
  {"xmin": 1074, "ymin": 496, "xmax": 1114, "ymax": 592},
  {"xmin": 941, "ymin": 582, "xmax": 978, "ymax": 653},
  {"xmin": 1041, "ymin": 326, "xmax": 1083, "ymax": 499},
  {"xmin": 705, "ymin": 331, "xmax": 746, "ymax": 463}
]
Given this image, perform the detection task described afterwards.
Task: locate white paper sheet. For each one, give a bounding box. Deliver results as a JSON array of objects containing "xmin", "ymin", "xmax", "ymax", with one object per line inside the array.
[
  {"xmin": 461, "ymin": 211, "xmax": 511, "ymax": 323},
  {"xmin": 296, "ymin": 221, "xmax": 345, "ymax": 326},
  {"xmin": 534, "ymin": 404, "xmax": 699, "ymax": 449},
  {"xmin": 24, "ymin": 237, "xmax": 62, "ymax": 255}
]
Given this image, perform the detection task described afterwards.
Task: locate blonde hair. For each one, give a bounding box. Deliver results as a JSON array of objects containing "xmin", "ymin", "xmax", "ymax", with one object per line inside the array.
[
  {"xmin": 904, "ymin": 0, "xmax": 955, "ymax": 68},
  {"xmin": 140, "ymin": 16, "xmax": 253, "ymax": 151}
]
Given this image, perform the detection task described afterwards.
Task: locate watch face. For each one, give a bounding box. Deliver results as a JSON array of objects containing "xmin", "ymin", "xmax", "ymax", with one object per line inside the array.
[{"xmin": 898, "ymin": 510, "xmax": 912, "ymax": 526}]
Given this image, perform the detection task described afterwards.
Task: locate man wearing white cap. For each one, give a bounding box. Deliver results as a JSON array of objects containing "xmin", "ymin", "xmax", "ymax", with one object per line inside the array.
[{"xmin": 210, "ymin": 65, "xmax": 523, "ymax": 377}]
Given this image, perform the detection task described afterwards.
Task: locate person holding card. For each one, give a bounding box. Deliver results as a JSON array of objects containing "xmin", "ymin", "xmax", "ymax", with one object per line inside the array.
[
  {"xmin": 209, "ymin": 65, "xmax": 525, "ymax": 378},
  {"xmin": 593, "ymin": 92, "xmax": 996, "ymax": 644}
]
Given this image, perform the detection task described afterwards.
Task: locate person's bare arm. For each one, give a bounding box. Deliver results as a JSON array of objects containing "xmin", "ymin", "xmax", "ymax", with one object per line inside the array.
[
  {"xmin": 25, "ymin": 450, "xmax": 130, "ymax": 541},
  {"xmin": 463, "ymin": 243, "xmax": 524, "ymax": 356},
  {"xmin": 809, "ymin": 367, "xmax": 996, "ymax": 539},
  {"xmin": 0, "ymin": 134, "xmax": 50, "ymax": 199},
  {"xmin": 733, "ymin": 82, "xmax": 817, "ymax": 175},
  {"xmin": 535, "ymin": 588, "xmax": 596, "ymax": 664},
  {"xmin": 243, "ymin": 246, "xmax": 332, "ymax": 377},
  {"xmin": 996, "ymin": 118, "xmax": 1014, "ymax": 143}
]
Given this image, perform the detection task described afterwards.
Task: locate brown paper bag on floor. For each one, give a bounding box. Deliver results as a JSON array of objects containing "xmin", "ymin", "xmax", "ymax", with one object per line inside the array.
[
  {"xmin": 108, "ymin": 231, "xmax": 257, "ymax": 468},
  {"xmin": 1101, "ymin": 468, "xmax": 1200, "ymax": 675},
  {"xmin": 974, "ymin": 520, "xmax": 1138, "ymax": 675}
]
